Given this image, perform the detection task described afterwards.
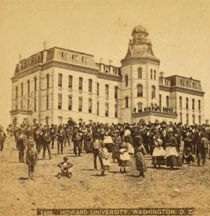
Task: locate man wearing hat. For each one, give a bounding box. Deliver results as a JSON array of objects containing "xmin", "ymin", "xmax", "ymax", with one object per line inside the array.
[
  {"xmin": 57, "ymin": 125, "xmax": 65, "ymax": 154},
  {"xmin": 72, "ymin": 127, "xmax": 82, "ymax": 156},
  {"xmin": 17, "ymin": 129, "xmax": 27, "ymax": 163}
]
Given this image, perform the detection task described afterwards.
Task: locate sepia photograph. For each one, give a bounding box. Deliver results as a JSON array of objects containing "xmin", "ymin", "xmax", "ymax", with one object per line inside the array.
[{"xmin": 0, "ymin": 0, "xmax": 210, "ymax": 215}]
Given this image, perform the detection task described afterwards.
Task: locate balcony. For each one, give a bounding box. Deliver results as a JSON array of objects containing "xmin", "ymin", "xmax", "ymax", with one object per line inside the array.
[
  {"xmin": 10, "ymin": 109, "xmax": 33, "ymax": 115},
  {"xmin": 132, "ymin": 105, "xmax": 177, "ymax": 119}
]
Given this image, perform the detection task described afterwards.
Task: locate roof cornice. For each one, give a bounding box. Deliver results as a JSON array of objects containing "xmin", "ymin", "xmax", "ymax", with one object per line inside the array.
[
  {"xmin": 121, "ymin": 57, "xmax": 160, "ymax": 66},
  {"xmin": 159, "ymin": 85, "xmax": 205, "ymax": 96}
]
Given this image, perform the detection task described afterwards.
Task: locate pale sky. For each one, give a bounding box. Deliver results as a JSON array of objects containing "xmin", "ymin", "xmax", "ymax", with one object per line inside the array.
[{"xmin": 0, "ymin": 0, "xmax": 210, "ymax": 128}]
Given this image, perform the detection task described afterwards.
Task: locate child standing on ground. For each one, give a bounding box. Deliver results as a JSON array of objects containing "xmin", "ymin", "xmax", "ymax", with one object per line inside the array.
[
  {"xmin": 26, "ymin": 137, "xmax": 38, "ymax": 180},
  {"xmin": 98, "ymin": 142, "xmax": 110, "ymax": 176}
]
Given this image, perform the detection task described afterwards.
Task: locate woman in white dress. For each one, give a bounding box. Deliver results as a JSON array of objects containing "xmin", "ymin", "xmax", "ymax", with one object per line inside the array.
[{"xmin": 152, "ymin": 135, "xmax": 166, "ymax": 168}]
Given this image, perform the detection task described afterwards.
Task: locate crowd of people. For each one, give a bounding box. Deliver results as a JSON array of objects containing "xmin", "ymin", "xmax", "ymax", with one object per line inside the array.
[{"xmin": 1, "ymin": 119, "xmax": 210, "ymax": 179}]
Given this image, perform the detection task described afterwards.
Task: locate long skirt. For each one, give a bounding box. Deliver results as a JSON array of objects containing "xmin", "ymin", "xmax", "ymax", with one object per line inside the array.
[
  {"xmin": 152, "ymin": 156, "xmax": 166, "ymax": 166},
  {"xmin": 118, "ymin": 159, "xmax": 130, "ymax": 167},
  {"xmin": 152, "ymin": 147, "xmax": 166, "ymax": 166},
  {"xmin": 135, "ymin": 152, "xmax": 147, "ymax": 172},
  {"xmin": 166, "ymin": 155, "xmax": 177, "ymax": 167},
  {"xmin": 165, "ymin": 146, "xmax": 179, "ymax": 167}
]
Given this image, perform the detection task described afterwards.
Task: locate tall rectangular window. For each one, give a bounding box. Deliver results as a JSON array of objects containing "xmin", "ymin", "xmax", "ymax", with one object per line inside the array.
[
  {"xmin": 97, "ymin": 83, "xmax": 99, "ymax": 96},
  {"xmin": 88, "ymin": 98, "xmax": 92, "ymax": 113},
  {"xmin": 34, "ymin": 77, "xmax": 37, "ymax": 91},
  {"xmin": 79, "ymin": 77, "xmax": 83, "ymax": 91},
  {"xmin": 125, "ymin": 96, "xmax": 129, "ymax": 108},
  {"xmin": 27, "ymin": 80, "xmax": 30, "ymax": 94},
  {"xmin": 186, "ymin": 98, "xmax": 189, "ymax": 109},
  {"xmin": 27, "ymin": 99, "xmax": 30, "ymax": 110},
  {"xmin": 34, "ymin": 97, "xmax": 36, "ymax": 112},
  {"xmin": 46, "ymin": 94, "xmax": 49, "ymax": 110},
  {"xmin": 97, "ymin": 101, "xmax": 99, "ymax": 116},
  {"xmin": 114, "ymin": 86, "xmax": 118, "ymax": 99},
  {"xmin": 68, "ymin": 95, "xmax": 72, "ymax": 110},
  {"xmin": 69, "ymin": 75, "xmax": 73, "ymax": 89},
  {"xmin": 58, "ymin": 93, "xmax": 62, "ymax": 109},
  {"xmin": 88, "ymin": 79, "xmax": 92, "ymax": 93},
  {"xmin": 186, "ymin": 113, "xmax": 189, "ymax": 125},
  {"xmin": 199, "ymin": 115, "xmax": 201, "ymax": 125},
  {"xmin": 192, "ymin": 99, "xmax": 195, "ymax": 110},
  {"xmin": 47, "ymin": 74, "xmax": 50, "ymax": 89},
  {"xmin": 192, "ymin": 114, "xmax": 195, "ymax": 124},
  {"xmin": 150, "ymin": 69, "xmax": 153, "ymax": 79},
  {"xmin": 21, "ymin": 83, "xmax": 24, "ymax": 96},
  {"xmin": 78, "ymin": 97, "xmax": 83, "ymax": 112},
  {"xmin": 105, "ymin": 84, "xmax": 109, "ymax": 98},
  {"xmin": 58, "ymin": 73, "xmax": 62, "ymax": 88},
  {"xmin": 15, "ymin": 86, "xmax": 18, "ymax": 99},
  {"xmin": 138, "ymin": 67, "xmax": 142, "ymax": 79},
  {"xmin": 159, "ymin": 94, "xmax": 162, "ymax": 107},
  {"xmin": 21, "ymin": 100, "xmax": 23, "ymax": 110},
  {"xmin": 180, "ymin": 112, "xmax": 182, "ymax": 123},
  {"xmin": 179, "ymin": 96, "xmax": 182, "ymax": 108},
  {"xmin": 125, "ymin": 75, "xmax": 128, "ymax": 87},
  {"xmin": 154, "ymin": 70, "xmax": 156, "ymax": 80},
  {"xmin": 166, "ymin": 96, "xmax": 169, "ymax": 108},
  {"xmin": 115, "ymin": 104, "xmax": 118, "ymax": 118},
  {"xmin": 198, "ymin": 100, "xmax": 201, "ymax": 111},
  {"xmin": 105, "ymin": 103, "xmax": 109, "ymax": 117}
]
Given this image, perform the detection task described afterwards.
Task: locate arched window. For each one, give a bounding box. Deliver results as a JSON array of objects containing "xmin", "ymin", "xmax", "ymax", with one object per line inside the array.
[
  {"xmin": 125, "ymin": 75, "xmax": 128, "ymax": 87},
  {"xmin": 138, "ymin": 67, "xmax": 142, "ymax": 79},
  {"xmin": 137, "ymin": 102, "xmax": 143, "ymax": 112},
  {"xmin": 137, "ymin": 84, "xmax": 143, "ymax": 97},
  {"xmin": 151, "ymin": 85, "xmax": 156, "ymax": 99}
]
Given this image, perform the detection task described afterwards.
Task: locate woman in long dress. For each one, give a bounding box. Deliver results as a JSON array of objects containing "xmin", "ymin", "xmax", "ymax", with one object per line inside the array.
[
  {"xmin": 165, "ymin": 129, "xmax": 179, "ymax": 169},
  {"xmin": 135, "ymin": 136, "xmax": 147, "ymax": 177},
  {"xmin": 152, "ymin": 135, "xmax": 166, "ymax": 168}
]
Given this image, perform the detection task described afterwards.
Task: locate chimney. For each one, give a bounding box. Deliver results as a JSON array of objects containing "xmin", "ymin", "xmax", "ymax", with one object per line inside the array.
[
  {"xmin": 160, "ymin": 71, "xmax": 164, "ymax": 77},
  {"xmin": 43, "ymin": 41, "xmax": 47, "ymax": 50},
  {"xmin": 19, "ymin": 54, "xmax": 22, "ymax": 61},
  {"xmin": 100, "ymin": 58, "xmax": 104, "ymax": 64},
  {"xmin": 109, "ymin": 60, "xmax": 113, "ymax": 65},
  {"xmin": 43, "ymin": 41, "xmax": 48, "ymax": 63},
  {"xmin": 109, "ymin": 60, "xmax": 113, "ymax": 74}
]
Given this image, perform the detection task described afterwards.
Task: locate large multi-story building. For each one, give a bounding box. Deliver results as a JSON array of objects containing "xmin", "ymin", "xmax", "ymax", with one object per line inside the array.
[{"xmin": 10, "ymin": 25, "xmax": 205, "ymax": 125}]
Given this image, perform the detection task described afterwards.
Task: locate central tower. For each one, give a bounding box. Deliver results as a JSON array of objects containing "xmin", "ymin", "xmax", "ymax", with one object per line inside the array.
[{"xmin": 120, "ymin": 24, "xmax": 160, "ymax": 123}]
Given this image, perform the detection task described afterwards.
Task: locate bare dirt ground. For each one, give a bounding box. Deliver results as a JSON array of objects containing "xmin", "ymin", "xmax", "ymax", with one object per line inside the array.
[{"xmin": 0, "ymin": 137, "xmax": 210, "ymax": 216}]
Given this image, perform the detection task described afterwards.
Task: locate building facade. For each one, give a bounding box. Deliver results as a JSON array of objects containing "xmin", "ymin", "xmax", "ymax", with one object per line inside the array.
[{"xmin": 10, "ymin": 25, "xmax": 205, "ymax": 125}]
